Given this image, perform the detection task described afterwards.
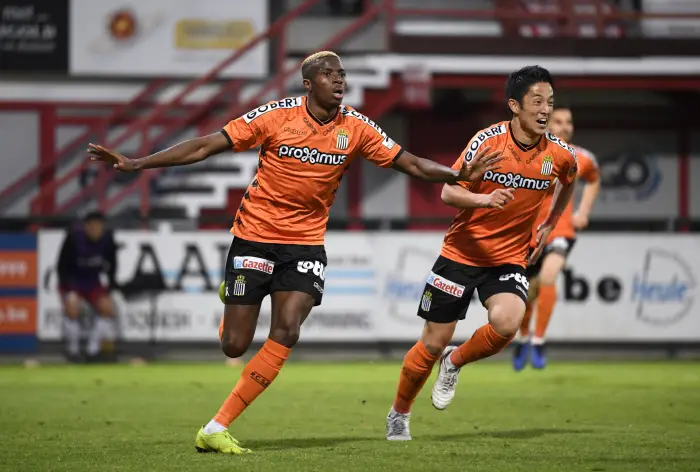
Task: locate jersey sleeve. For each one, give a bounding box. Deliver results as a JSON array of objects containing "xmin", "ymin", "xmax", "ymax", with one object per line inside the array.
[
  {"xmin": 576, "ymin": 149, "xmax": 600, "ymax": 183},
  {"xmin": 358, "ymin": 120, "xmax": 403, "ymax": 168},
  {"xmin": 554, "ymin": 147, "xmax": 578, "ymax": 185},
  {"xmin": 221, "ymin": 104, "xmax": 280, "ymax": 152}
]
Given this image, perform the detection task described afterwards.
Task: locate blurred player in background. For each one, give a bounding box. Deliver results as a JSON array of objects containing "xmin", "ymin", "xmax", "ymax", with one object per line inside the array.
[
  {"xmin": 88, "ymin": 51, "xmax": 501, "ymax": 455},
  {"xmin": 57, "ymin": 210, "xmax": 119, "ymax": 363},
  {"xmin": 386, "ymin": 66, "xmax": 578, "ymax": 440},
  {"xmin": 512, "ymin": 107, "xmax": 600, "ymax": 370}
]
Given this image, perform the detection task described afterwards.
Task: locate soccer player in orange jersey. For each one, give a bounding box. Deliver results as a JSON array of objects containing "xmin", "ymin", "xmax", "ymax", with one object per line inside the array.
[
  {"xmin": 512, "ymin": 107, "xmax": 600, "ymax": 371},
  {"xmin": 386, "ymin": 66, "xmax": 578, "ymax": 440},
  {"xmin": 87, "ymin": 51, "xmax": 502, "ymax": 454}
]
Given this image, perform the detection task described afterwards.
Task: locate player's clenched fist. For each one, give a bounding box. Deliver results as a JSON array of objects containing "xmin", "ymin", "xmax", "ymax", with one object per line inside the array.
[
  {"xmin": 479, "ymin": 189, "xmax": 514, "ymax": 210},
  {"xmin": 458, "ymin": 146, "xmax": 504, "ymax": 182}
]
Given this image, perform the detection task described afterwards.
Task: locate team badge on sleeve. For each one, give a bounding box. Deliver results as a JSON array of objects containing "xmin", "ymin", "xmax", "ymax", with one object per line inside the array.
[
  {"xmin": 541, "ymin": 155, "xmax": 553, "ymax": 175},
  {"xmin": 336, "ymin": 128, "xmax": 349, "ymax": 150},
  {"xmin": 420, "ymin": 290, "xmax": 433, "ymax": 311}
]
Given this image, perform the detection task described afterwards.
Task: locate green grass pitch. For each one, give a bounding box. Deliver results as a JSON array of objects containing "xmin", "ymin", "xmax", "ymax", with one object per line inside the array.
[{"xmin": 1, "ymin": 360, "xmax": 698, "ymax": 472}]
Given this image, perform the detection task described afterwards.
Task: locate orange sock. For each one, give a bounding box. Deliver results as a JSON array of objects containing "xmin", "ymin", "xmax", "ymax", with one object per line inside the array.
[
  {"xmin": 449, "ymin": 324, "xmax": 512, "ymax": 368},
  {"xmin": 533, "ymin": 285, "xmax": 556, "ymax": 342},
  {"xmin": 393, "ymin": 341, "xmax": 439, "ymax": 414},
  {"xmin": 213, "ymin": 338, "xmax": 290, "ymax": 427},
  {"xmin": 519, "ymin": 301, "xmax": 534, "ymax": 339}
]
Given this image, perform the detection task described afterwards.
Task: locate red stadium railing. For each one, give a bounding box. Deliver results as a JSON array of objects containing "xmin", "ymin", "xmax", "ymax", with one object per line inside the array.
[
  {"xmin": 26, "ymin": 0, "xmax": 331, "ymax": 217},
  {"xmin": 387, "ymin": 0, "xmax": 700, "ymax": 37},
  {"xmin": 101, "ymin": 1, "xmax": 386, "ymax": 221},
  {"xmin": 13, "ymin": 0, "xmax": 700, "ymax": 220},
  {"xmin": 0, "ymin": 80, "xmax": 165, "ymax": 212}
]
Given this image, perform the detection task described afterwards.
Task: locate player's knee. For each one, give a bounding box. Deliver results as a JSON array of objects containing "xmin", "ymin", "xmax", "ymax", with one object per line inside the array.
[
  {"xmin": 540, "ymin": 253, "xmax": 565, "ymax": 285},
  {"xmin": 420, "ymin": 332, "xmax": 451, "ymax": 356},
  {"xmin": 63, "ymin": 304, "xmax": 81, "ymax": 320},
  {"xmin": 268, "ymin": 323, "xmax": 301, "ymax": 348},
  {"xmin": 539, "ymin": 272, "xmax": 558, "ymax": 286},
  {"xmin": 96, "ymin": 298, "xmax": 115, "ymax": 317},
  {"xmin": 422, "ymin": 339, "xmax": 448, "ymax": 357},
  {"xmin": 96, "ymin": 310, "xmax": 115, "ymax": 319},
  {"xmin": 489, "ymin": 305, "xmax": 522, "ymax": 338},
  {"xmin": 220, "ymin": 335, "xmax": 250, "ymax": 359},
  {"xmin": 420, "ymin": 322, "xmax": 455, "ymax": 356},
  {"xmin": 527, "ymin": 278, "xmax": 539, "ymax": 302}
]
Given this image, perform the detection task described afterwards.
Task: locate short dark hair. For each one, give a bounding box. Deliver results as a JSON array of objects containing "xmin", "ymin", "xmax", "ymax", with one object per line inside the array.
[
  {"xmin": 505, "ymin": 65, "xmax": 554, "ymax": 105},
  {"xmin": 83, "ymin": 210, "xmax": 105, "ymax": 223}
]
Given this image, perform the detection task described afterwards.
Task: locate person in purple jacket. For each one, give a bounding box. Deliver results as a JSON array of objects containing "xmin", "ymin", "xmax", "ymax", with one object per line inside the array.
[{"xmin": 57, "ymin": 211, "xmax": 119, "ymax": 362}]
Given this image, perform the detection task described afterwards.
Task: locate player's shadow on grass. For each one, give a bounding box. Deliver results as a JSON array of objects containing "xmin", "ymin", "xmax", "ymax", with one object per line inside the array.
[
  {"xmin": 246, "ymin": 428, "xmax": 591, "ymax": 451},
  {"xmin": 424, "ymin": 428, "xmax": 592, "ymax": 441},
  {"xmin": 245, "ymin": 436, "xmax": 376, "ymax": 451}
]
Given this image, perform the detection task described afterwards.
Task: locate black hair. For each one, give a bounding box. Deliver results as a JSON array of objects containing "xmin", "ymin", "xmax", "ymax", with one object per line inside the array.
[
  {"xmin": 505, "ymin": 65, "xmax": 554, "ymax": 105},
  {"xmin": 83, "ymin": 210, "xmax": 105, "ymax": 223}
]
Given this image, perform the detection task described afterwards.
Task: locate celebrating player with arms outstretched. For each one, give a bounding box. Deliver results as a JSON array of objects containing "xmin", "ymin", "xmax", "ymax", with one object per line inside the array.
[
  {"xmin": 88, "ymin": 51, "xmax": 501, "ymax": 455},
  {"xmin": 513, "ymin": 106, "xmax": 600, "ymax": 370},
  {"xmin": 386, "ymin": 66, "xmax": 578, "ymax": 440}
]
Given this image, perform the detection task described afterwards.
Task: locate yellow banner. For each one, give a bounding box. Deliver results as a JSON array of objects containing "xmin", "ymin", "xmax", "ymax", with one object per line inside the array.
[{"xmin": 175, "ymin": 19, "xmax": 255, "ymax": 49}]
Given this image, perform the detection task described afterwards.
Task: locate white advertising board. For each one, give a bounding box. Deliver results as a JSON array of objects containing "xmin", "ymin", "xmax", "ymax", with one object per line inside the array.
[
  {"xmin": 37, "ymin": 230, "xmax": 377, "ymax": 343},
  {"xmin": 69, "ymin": 0, "xmax": 268, "ymax": 78},
  {"xmin": 38, "ymin": 231, "xmax": 700, "ymax": 343}
]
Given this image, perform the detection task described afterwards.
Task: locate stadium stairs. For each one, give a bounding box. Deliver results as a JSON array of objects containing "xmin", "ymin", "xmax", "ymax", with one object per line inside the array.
[
  {"xmin": 1, "ymin": 0, "xmax": 405, "ymax": 227},
  {"xmin": 1, "ymin": 0, "xmax": 632, "ymax": 226}
]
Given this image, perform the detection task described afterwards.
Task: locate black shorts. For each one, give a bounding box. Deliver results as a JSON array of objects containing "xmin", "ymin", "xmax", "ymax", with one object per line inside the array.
[
  {"xmin": 525, "ymin": 237, "xmax": 577, "ymax": 278},
  {"xmin": 223, "ymin": 237, "xmax": 327, "ymax": 306},
  {"xmin": 417, "ymin": 255, "xmax": 529, "ymax": 324}
]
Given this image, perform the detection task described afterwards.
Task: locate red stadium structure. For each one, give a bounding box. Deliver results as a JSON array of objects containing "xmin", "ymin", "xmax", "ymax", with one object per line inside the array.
[{"xmin": 0, "ymin": 0, "xmax": 698, "ymax": 231}]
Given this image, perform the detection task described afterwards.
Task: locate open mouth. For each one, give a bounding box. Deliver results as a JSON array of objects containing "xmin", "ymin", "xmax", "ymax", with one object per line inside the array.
[
  {"xmin": 332, "ymin": 89, "xmax": 344, "ymax": 100},
  {"xmin": 536, "ymin": 118, "xmax": 548, "ymax": 127}
]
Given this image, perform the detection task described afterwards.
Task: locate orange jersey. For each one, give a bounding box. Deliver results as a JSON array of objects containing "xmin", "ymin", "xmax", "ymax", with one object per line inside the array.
[
  {"xmin": 222, "ymin": 96, "xmax": 403, "ymax": 245},
  {"xmin": 531, "ymin": 144, "xmax": 599, "ymax": 244},
  {"xmin": 440, "ymin": 121, "xmax": 578, "ymax": 268}
]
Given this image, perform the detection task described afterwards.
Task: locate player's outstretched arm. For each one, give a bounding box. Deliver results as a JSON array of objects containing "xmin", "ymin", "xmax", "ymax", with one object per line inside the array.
[
  {"xmin": 87, "ymin": 132, "xmax": 231, "ymax": 171},
  {"xmin": 441, "ymin": 185, "xmax": 514, "ymax": 210},
  {"xmin": 391, "ymin": 147, "xmax": 502, "ymax": 184}
]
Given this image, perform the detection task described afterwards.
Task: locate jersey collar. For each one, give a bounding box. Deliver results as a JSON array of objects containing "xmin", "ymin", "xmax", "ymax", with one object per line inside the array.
[
  {"xmin": 508, "ymin": 122, "xmax": 542, "ymax": 152},
  {"xmin": 303, "ymin": 96, "xmax": 340, "ymax": 127}
]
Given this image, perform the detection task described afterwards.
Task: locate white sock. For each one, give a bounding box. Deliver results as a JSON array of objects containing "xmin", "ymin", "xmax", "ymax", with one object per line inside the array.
[
  {"xmin": 62, "ymin": 318, "xmax": 81, "ymax": 355},
  {"xmin": 531, "ymin": 336, "xmax": 545, "ymax": 346},
  {"xmin": 515, "ymin": 334, "xmax": 530, "ymax": 344},
  {"xmin": 389, "ymin": 407, "xmax": 409, "ymax": 418},
  {"xmin": 87, "ymin": 317, "xmax": 115, "ymax": 356},
  {"xmin": 203, "ymin": 419, "xmax": 227, "ymax": 435}
]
